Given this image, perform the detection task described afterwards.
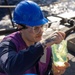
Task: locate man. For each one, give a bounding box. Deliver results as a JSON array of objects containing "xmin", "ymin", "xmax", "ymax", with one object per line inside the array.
[{"xmin": 0, "ymin": 0, "xmax": 69, "ymax": 75}]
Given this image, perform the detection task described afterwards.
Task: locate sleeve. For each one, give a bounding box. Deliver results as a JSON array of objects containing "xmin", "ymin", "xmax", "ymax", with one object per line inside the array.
[{"xmin": 0, "ymin": 40, "xmax": 44, "ymax": 75}]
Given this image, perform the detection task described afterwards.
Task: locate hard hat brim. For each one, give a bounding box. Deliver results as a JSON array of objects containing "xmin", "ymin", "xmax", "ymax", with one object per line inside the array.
[{"xmin": 13, "ymin": 18, "xmax": 48, "ymax": 27}]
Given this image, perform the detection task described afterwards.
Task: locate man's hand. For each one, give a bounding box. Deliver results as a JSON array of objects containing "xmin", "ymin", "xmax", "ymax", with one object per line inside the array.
[
  {"xmin": 52, "ymin": 62, "xmax": 70, "ymax": 75},
  {"xmin": 40, "ymin": 31, "xmax": 65, "ymax": 48}
]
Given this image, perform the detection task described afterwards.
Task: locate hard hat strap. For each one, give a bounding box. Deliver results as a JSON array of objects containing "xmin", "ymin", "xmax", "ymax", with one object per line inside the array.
[{"xmin": 15, "ymin": 24, "xmax": 28, "ymax": 31}]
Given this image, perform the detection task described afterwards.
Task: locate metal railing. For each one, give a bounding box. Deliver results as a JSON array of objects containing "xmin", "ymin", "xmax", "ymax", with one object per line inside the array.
[
  {"xmin": 0, "ymin": 5, "xmax": 16, "ymax": 8},
  {"xmin": 0, "ymin": 0, "xmax": 16, "ymax": 27}
]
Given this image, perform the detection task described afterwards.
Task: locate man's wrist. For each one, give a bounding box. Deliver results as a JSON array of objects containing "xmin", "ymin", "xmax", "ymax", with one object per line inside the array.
[
  {"xmin": 40, "ymin": 37, "xmax": 55, "ymax": 48},
  {"xmin": 40, "ymin": 40, "xmax": 47, "ymax": 49}
]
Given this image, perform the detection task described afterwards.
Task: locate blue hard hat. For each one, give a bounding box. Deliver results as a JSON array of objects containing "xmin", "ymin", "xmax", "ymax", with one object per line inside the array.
[{"xmin": 12, "ymin": 0, "xmax": 48, "ymax": 27}]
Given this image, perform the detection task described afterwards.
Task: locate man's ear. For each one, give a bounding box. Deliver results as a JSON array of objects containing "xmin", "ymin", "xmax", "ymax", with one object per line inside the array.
[{"xmin": 17, "ymin": 25, "xmax": 23, "ymax": 30}]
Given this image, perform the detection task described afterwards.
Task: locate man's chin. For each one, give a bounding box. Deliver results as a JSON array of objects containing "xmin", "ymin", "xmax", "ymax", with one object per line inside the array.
[{"xmin": 35, "ymin": 37, "xmax": 42, "ymax": 42}]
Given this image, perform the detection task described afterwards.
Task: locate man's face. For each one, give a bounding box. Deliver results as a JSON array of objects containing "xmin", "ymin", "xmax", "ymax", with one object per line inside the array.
[{"xmin": 20, "ymin": 25, "xmax": 44, "ymax": 43}]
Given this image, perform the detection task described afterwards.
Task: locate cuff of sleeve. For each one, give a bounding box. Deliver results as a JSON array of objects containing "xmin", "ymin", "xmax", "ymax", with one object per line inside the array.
[{"xmin": 30, "ymin": 42, "xmax": 44, "ymax": 56}]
